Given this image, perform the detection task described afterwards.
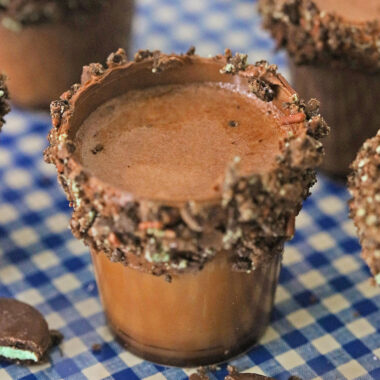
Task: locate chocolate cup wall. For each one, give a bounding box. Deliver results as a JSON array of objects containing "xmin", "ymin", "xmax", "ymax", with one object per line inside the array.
[
  {"xmin": 0, "ymin": 0, "xmax": 134, "ymax": 109},
  {"xmin": 289, "ymin": 60, "xmax": 380, "ymax": 179},
  {"xmin": 92, "ymin": 248, "xmax": 282, "ymax": 367}
]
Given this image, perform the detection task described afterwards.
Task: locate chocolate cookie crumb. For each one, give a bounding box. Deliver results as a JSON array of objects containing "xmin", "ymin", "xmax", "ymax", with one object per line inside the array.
[
  {"xmin": 186, "ymin": 46, "xmax": 196, "ymax": 56},
  {"xmin": 226, "ymin": 365, "xmax": 275, "ymax": 380},
  {"xmin": 91, "ymin": 144, "xmax": 104, "ymax": 155},
  {"xmin": 248, "ymin": 78, "xmax": 276, "ymax": 101},
  {"xmin": 228, "ymin": 120, "xmax": 239, "ymax": 127},
  {"xmin": 309, "ymin": 294, "xmax": 318, "ymax": 305},
  {"xmin": 134, "ymin": 49, "xmax": 154, "ymax": 62},
  {"xmin": 220, "ymin": 49, "xmax": 248, "ymax": 74},
  {"xmin": 190, "ymin": 366, "xmax": 214, "ymax": 380},
  {"xmin": 81, "ymin": 63, "xmax": 105, "ymax": 84},
  {"xmin": 107, "ymin": 48, "xmax": 128, "ymax": 67},
  {"xmin": 91, "ymin": 343, "xmax": 102, "ymax": 353}
]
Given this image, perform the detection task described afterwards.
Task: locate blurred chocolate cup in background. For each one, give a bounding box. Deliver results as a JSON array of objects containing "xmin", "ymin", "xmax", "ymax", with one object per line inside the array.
[
  {"xmin": 349, "ymin": 131, "xmax": 380, "ymax": 287},
  {"xmin": 44, "ymin": 48, "xmax": 328, "ymax": 366},
  {"xmin": 0, "ymin": 0, "xmax": 134, "ymax": 109},
  {"xmin": 259, "ymin": 0, "xmax": 380, "ymax": 179},
  {"xmin": 289, "ymin": 62, "xmax": 380, "ymax": 179}
]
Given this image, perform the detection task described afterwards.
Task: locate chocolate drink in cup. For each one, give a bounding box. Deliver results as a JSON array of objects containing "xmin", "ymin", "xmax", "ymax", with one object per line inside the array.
[
  {"xmin": 259, "ymin": 0, "xmax": 380, "ymax": 178},
  {"xmin": 0, "ymin": 0, "xmax": 134, "ymax": 109},
  {"xmin": 45, "ymin": 48, "xmax": 328, "ymax": 366}
]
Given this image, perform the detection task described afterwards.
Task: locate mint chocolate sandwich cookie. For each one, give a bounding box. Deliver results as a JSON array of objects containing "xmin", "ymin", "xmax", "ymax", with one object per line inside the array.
[
  {"xmin": 349, "ymin": 131, "xmax": 380, "ymax": 286},
  {"xmin": 0, "ymin": 298, "xmax": 63, "ymax": 364}
]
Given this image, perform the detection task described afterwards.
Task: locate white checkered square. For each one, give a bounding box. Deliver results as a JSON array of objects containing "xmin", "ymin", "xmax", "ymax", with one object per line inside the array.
[
  {"xmin": 308, "ymin": 232, "xmax": 336, "ymax": 251},
  {"xmin": 11, "ymin": 227, "xmax": 38, "ymax": 246}
]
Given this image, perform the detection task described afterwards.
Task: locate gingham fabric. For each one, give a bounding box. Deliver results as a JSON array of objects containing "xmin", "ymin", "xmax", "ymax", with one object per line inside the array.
[{"xmin": 0, "ymin": 0, "xmax": 379, "ymax": 379}]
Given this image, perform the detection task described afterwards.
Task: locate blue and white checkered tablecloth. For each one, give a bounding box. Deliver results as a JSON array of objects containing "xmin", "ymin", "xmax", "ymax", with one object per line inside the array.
[{"xmin": 0, "ymin": 0, "xmax": 379, "ymax": 379}]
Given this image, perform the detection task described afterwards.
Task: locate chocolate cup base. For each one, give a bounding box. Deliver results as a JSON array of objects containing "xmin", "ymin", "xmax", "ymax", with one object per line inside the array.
[
  {"xmin": 92, "ymin": 250, "xmax": 281, "ymax": 367},
  {"xmin": 0, "ymin": 0, "xmax": 134, "ymax": 109},
  {"xmin": 108, "ymin": 317, "xmax": 266, "ymax": 367},
  {"xmin": 289, "ymin": 60, "xmax": 380, "ymax": 177}
]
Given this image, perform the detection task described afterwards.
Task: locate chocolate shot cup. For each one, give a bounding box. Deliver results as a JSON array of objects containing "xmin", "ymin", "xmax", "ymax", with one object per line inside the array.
[
  {"xmin": 259, "ymin": 0, "xmax": 380, "ymax": 178},
  {"xmin": 349, "ymin": 131, "xmax": 380, "ymax": 286},
  {"xmin": 45, "ymin": 48, "xmax": 328, "ymax": 366},
  {"xmin": 0, "ymin": 0, "xmax": 134, "ymax": 109}
]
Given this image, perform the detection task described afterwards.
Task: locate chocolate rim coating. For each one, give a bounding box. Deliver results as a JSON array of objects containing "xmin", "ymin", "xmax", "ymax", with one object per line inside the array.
[
  {"xmin": 259, "ymin": 0, "xmax": 380, "ymax": 73},
  {"xmin": 44, "ymin": 48, "xmax": 329, "ymax": 276},
  {"xmin": 0, "ymin": 73, "xmax": 10, "ymax": 131},
  {"xmin": 0, "ymin": 0, "xmax": 107, "ymax": 29},
  {"xmin": 0, "ymin": 298, "xmax": 63, "ymax": 365},
  {"xmin": 349, "ymin": 132, "xmax": 380, "ymax": 285}
]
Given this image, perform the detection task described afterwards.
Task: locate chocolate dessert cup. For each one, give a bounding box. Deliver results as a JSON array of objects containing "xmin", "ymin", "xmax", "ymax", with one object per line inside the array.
[
  {"xmin": 259, "ymin": 0, "xmax": 380, "ymax": 178},
  {"xmin": 349, "ymin": 132, "xmax": 380, "ymax": 286},
  {"xmin": 45, "ymin": 48, "xmax": 328, "ymax": 366},
  {"xmin": 0, "ymin": 0, "xmax": 134, "ymax": 109},
  {"xmin": 0, "ymin": 74, "xmax": 10, "ymax": 131}
]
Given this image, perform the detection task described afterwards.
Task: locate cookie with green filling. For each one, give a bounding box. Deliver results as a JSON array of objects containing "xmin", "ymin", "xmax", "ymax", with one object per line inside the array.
[{"xmin": 0, "ymin": 298, "xmax": 63, "ymax": 364}]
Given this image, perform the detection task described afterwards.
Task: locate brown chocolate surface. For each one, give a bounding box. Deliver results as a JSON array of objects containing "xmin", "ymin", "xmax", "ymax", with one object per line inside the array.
[
  {"xmin": 259, "ymin": 0, "xmax": 380, "ymax": 72},
  {"xmin": 314, "ymin": 0, "xmax": 380, "ymax": 22},
  {"xmin": 76, "ymin": 82, "xmax": 281, "ymax": 202},
  {"xmin": 0, "ymin": 298, "xmax": 62, "ymax": 364},
  {"xmin": 190, "ymin": 366, "xmax": 275, "ymax": 380},
  {"xmin": 44, "ymin": 48, "xmax": 328, "ymax": 276},
  {"xmin": 0, "ymin": 74, "xmax": 9, "ymax": 130},
  {"xmin": 349, "ymin": 131, "xmax": 380, "ymax": 285},
  {"xmin": 0, "ymin": 0, "xmax": 106, "ymax": 28}
]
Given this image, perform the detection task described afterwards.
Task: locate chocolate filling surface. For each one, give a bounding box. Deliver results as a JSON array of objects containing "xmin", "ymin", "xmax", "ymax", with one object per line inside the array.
[
  {"xmin": 76, "ymin": 82, "xmax": 281, "ymax": 202},
  {"xmin": 314, "ymin": 0, "xmax": 380, "ymax": 22}
]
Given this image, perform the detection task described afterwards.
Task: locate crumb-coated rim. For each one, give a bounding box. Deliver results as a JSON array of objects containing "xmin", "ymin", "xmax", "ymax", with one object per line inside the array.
[
  {"xmin": 349, "ymin": 132, "xmax": 380, "ymax": 286},
  {"xmin": 0, "ymin": 74, "xmax": 10, "ymax": 131},
  {"xmin": 44, "ymin": 47, "xmax": 329, "ymax": 277},
  {"xmin": 259, "ymin": 0, "xmax": 380, "ymax": 73}
]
